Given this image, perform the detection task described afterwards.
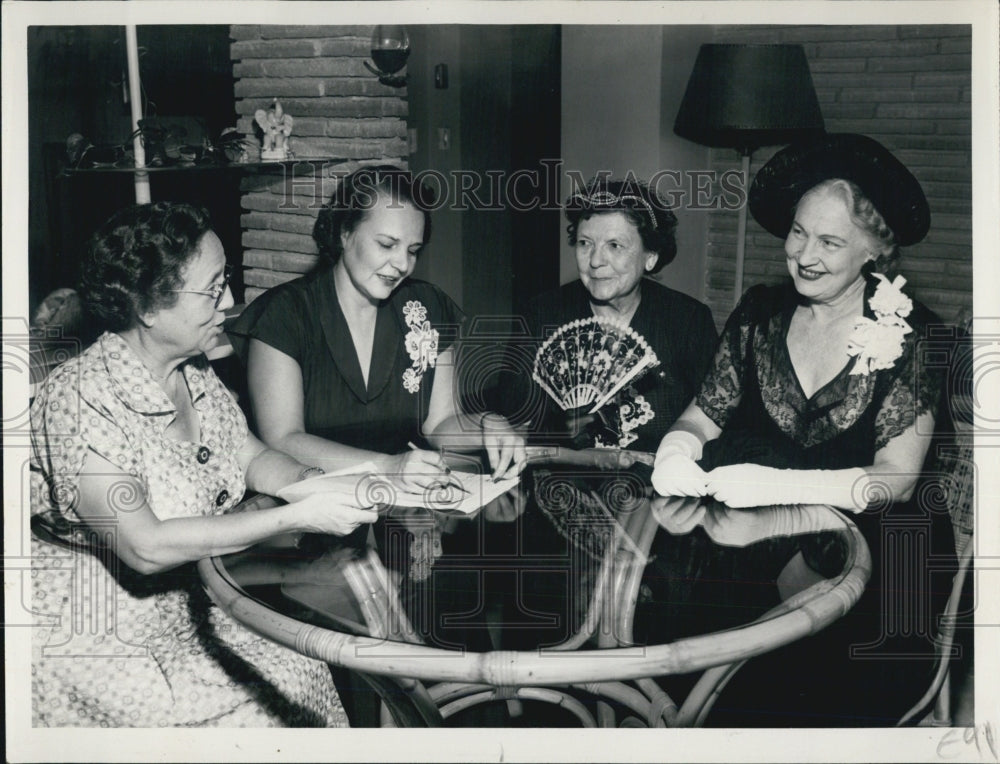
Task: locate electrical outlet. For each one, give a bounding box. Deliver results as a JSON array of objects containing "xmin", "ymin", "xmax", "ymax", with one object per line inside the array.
[{"xmin": 437, "ymin": 127, "xmax": 450, "ymax": 150}]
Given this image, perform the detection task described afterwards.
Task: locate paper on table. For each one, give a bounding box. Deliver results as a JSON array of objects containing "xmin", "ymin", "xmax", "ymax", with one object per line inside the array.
[{"xmin": 276, "ymin": 463, "xmax": 519, "ymax": 514}]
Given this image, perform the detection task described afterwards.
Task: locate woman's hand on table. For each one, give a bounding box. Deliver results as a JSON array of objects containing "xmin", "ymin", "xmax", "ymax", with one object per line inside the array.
[
  {"xmin": 480, "ymin": 413, "xmax": 527, "ymax": 481},
  {"xmin": 650, "ymin": 494, "xmax": 847, "ymax": 547},
  {"xmin": 291, "ymin": 492, "xmax": 379, "ymax": 536},
  {"xmin": 651, "ymin": 452, "xmax": 709, "ymax": 497},
  {"xmin": 705, "ymin": 463, "xmax": 869, "ymax": 510},
  {"xmin": 387, "ymin": 448, "xmax": 456, "ymax": 493},
  {"xmin": 704, "ymin": 463, "xmax": 778, "ymax": 507}
]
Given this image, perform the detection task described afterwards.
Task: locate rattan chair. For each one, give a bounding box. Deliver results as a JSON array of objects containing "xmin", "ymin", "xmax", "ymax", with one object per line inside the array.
[{"xmin": 897, "ymin": 419, "xmax": 976, "ymax": 727}]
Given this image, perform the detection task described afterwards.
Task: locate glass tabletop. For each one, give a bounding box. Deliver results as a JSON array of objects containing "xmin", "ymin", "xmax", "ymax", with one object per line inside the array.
[{"xmin": 203, "ymin": 457, "xmax": 871, "ymax": 695}]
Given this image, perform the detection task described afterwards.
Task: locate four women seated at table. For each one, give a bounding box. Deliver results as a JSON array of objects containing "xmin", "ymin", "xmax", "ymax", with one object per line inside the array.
[{"xmin": 30, "ymin": 134, "xmax": 957, "ymax": 727}]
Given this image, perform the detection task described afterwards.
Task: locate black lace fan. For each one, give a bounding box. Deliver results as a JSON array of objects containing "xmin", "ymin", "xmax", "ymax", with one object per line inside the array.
[{"xmin": 532, "ymin": 317, "xmax": 660, "ymax": 413}]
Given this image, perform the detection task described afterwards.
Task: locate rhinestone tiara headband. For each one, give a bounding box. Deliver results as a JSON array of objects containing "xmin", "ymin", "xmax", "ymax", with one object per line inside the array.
[{"xmin": 567, "ymin": 190, "xmax": 658, "ymax": 230}]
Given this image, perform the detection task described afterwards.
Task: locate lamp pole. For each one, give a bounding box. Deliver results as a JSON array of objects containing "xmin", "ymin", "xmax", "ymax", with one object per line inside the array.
[{"xmin": 733, "ymin": 150, "xmax": 751, "ymax": 307}]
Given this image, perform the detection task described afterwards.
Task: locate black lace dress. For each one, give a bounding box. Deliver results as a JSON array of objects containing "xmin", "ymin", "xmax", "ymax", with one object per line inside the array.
[{"xmin": 639, "ymin": 276, "xmax": 958, "ymax": 726}]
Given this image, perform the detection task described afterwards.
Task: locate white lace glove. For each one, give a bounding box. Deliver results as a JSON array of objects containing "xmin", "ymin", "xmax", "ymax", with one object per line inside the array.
[
  {"xmin": 651, "ymin": 430, "xmax": 708, "ymax": 498},
  {"xmin": 705, "ymin": 463, "xmax": 871, "ymax": 511}
]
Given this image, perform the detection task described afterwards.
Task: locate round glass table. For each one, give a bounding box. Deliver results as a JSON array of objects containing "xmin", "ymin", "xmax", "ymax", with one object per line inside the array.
[{"xmin": 199, "ymin": 455, "xmax": 871, "ymax": 728}]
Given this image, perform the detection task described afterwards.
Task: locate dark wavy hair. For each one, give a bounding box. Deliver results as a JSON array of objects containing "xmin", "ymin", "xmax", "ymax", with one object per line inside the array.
[
  {"xmin": 313, "ymin": 165, "xmax": 435, "ymax": 264},
  {"xmin": 564, "ymin": 177, "xmax": 678, "ymax": 273},
  {"xmin": 78, "ymin": 202, "xmax": 213, "ymax": 333}
]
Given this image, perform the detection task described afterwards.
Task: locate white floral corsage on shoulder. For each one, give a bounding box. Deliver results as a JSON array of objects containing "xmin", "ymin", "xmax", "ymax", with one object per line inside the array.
[
  {"xmin": 846, "ymin": 273, "xmax": 913, "ymax": 375},
  {"xmin": 402, "ymin": 300, "xmax": 439, "ymax": 393}
]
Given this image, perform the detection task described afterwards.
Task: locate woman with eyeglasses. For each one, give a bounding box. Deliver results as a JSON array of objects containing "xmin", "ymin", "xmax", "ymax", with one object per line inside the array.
[{"xmin": 29, "ymin": 202, "xmax": 376, "ymax": 726}]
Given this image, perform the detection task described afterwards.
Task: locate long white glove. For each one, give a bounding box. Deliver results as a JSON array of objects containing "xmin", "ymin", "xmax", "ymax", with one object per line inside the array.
[
  {"xmin": 701, "ymin": 503, "xmax": 849, "ymax": 547},
  {"xmin": 651, "ymin": 495, "xmax": 849, "ymax": 546},
  {"xmin": 651, "ymin": 430, "xmax": 708, "ymax": 498},
  {"xmin": 705, "ymin": 463, "xmax": 871, "ymax": 512}
]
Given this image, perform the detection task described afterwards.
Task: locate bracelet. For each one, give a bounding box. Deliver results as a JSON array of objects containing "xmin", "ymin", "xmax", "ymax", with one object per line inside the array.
[{"xmin": 297, "ymin": 466, "xmax": 325, "ymax": 482}]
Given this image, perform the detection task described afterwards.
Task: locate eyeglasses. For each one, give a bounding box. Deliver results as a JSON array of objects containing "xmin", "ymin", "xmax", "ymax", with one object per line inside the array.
[{"xmin": 168, "ymin": 264, "xmax": 233, "ymax": 309}]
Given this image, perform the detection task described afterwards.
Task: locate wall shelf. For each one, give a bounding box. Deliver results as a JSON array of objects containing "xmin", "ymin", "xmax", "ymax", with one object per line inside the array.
[{"xmin": 60, "ymin": 158, "xmax": 350, "ymax": 177}]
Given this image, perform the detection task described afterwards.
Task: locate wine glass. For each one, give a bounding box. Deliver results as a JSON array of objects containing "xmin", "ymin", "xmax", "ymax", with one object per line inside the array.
[{"xmin": 370, "ymin": 25, "xmax": 410, "ymax": 80}]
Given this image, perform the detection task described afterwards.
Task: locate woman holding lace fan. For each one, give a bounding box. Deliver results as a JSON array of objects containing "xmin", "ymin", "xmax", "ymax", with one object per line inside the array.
[
  {"xmin": 648, "ymin": 133, "xmax": 957, "ymax": 726},
  {"xmin": 498, "ymin": 176, "xmax": 717, "ymax": 649},
  {"xmin": 513, "ymin": 176, "xmax": 718, "ymax": 456}
]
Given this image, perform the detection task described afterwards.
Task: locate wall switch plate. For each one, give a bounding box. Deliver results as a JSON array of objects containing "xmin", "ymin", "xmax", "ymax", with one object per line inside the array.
[
  {"xmin": 408, "ymin": 128, "xmax": 418, "ymax": 154},
  {"xmin": 437, "ymin": 127, "xmax": 450, "ymax": 150},
  {"xmin": 434, "ymin": 63, "xmax": 449, "ymax": 89}
]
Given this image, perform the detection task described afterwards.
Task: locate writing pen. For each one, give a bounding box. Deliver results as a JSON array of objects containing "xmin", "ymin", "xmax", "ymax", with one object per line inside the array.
[{"xmin": 406, "ymin": 442, "xmax": 471, "ymax": 494}]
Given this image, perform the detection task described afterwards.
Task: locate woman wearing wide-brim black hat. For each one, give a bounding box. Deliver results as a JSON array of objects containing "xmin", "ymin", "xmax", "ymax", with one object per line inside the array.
[{"xmin": 643, "ymin": 133, "xmax": 957, "ymax": 726}]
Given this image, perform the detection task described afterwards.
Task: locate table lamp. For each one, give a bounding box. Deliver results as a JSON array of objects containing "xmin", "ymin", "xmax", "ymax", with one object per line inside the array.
[{"xmin": 673, "ymin": 43, "xmax": 825, "ymax": 305}]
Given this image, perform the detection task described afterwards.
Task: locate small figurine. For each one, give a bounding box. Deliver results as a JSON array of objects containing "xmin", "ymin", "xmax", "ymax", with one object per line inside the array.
[{"xmin": 254, "ymin": 99, "xmax": 294, "ymax": 161}]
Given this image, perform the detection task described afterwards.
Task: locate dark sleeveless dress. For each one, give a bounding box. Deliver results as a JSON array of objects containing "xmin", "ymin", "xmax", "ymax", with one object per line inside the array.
[{"xmin": 638, "ymin": 276, "xmax": 958, "ymax": 726}]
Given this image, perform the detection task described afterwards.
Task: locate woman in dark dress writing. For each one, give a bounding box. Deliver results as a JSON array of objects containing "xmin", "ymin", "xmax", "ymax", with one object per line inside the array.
[
  {"xmin": 231, "ymin": 165, "xmax": 526, "ymax": 723},
  {"xmin": 234, "ymin": 165, "xmax": 524, "ymax": 485}
]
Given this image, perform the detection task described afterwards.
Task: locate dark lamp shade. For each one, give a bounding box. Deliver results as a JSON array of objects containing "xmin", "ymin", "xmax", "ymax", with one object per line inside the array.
[{"xmin": 674, "ymin": 44, "xmax": 825, "ymax": 154}]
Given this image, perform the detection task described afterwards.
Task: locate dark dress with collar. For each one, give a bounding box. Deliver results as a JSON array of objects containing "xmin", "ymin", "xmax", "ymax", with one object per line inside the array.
[
  {"xmin": 230, "ymin": 268, "xmax": 462, "ymax": 455},
  {"xmin": 642, "ymin": 275, "xmax": 958, "ymax": 726},
  {"xmin": 230, "ymin": 269, "xmax": 467, "ymax": 724}
]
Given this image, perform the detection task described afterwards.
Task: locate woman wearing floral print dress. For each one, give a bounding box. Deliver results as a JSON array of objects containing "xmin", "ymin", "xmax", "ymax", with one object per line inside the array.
[
  {"xmin": 649, "ymin": 133, "xmax": 957, "ymax": 726},
  {"xmin": 231, "ymin": 165, "xmax": 527, "ymax": 723},
  {"xmin": 30, "ymin": 202, "xmax": 377, "ymax": 727}
]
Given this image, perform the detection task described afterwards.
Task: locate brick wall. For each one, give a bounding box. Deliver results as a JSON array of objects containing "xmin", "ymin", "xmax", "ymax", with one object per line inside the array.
[
  {"xmin": 703, "ymin": 25, "xmax": 972, "ymax": 327},
  {"xmin": 230, "ymin": 25, "xmax": 409, "ymax": 302}
]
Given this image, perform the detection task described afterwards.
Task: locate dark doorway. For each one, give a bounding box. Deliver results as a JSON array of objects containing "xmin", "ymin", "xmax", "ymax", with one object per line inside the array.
[{"xmin": 459, "ymin": 25, "xmax": 562, "ymax": 320}]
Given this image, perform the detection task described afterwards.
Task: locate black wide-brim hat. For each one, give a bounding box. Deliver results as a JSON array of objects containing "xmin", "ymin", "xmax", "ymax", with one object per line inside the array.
[{"xmin": 748, "ymin": 133, "xmax": 930, "ymax": 247}]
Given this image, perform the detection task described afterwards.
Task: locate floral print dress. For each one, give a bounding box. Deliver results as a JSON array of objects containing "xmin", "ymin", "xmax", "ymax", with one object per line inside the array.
[{"xmin": 30, "ymin": 333, "xmax": 347, "ymax": 727}]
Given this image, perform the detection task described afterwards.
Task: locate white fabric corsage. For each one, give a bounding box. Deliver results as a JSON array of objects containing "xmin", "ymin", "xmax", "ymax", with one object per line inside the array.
[
  {"xmin": 402, "ymin": 300, "xmax": 439, "ymax": 393},
  {"xmin": 847, "ymin": 273, "xmax": 913, "ymax": 375}
]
